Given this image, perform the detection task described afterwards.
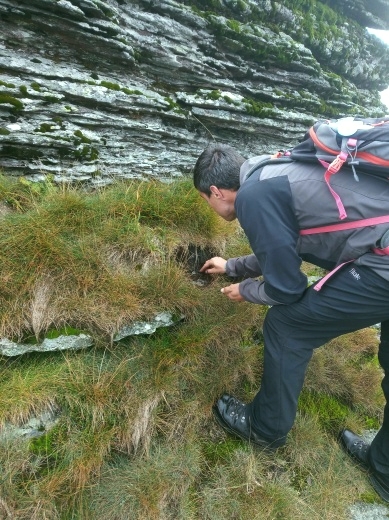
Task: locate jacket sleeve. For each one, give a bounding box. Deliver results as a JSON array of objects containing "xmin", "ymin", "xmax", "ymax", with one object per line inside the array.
[
  {"xmin": 226, "ymin": 254, "xmax": 262, "ymax": 277},
  {"xmin": 239, "ymin": 278, "xmax": 284, "ymax": 305},
  {"xmin": 235, "ymin": 175, "xmax": 307, "ymax": 305}
]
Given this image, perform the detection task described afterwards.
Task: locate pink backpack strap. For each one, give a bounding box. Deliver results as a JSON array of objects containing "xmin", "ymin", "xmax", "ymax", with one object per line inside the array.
[
  {"xmin": 313, "ymin": 260, "xmax": 354, "ymax": 291},
  {"xmin": 301, "ymin": 215, "xmax": 389, "ymax": 291},
  {"xmin": 300, "ymin": 215, "xmax": 389, "ymax": 235},
  {"xmin": 322, "ymin": 152, "xmax": 348, "ymax": 220}
]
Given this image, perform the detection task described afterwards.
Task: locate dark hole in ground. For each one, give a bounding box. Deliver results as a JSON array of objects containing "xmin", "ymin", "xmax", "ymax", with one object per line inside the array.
[{"xmin": 175, "ymin": 244, "xmax": 218, "ymax": 286}]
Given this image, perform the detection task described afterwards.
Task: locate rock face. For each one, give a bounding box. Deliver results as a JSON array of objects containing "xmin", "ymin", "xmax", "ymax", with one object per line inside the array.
[{"xmin": 0, "ymin": 0, "xmax": 388, "ymax": 183}]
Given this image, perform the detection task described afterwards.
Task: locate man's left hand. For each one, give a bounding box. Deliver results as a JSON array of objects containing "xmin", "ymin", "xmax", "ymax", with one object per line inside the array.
[{"xmin": 221, "ymin": 283, "xmax": 244, "ymax": 301}]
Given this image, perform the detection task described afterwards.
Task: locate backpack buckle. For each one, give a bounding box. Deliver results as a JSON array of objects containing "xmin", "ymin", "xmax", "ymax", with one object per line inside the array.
[{"xmin": 327, "ymin": 152, "xmax": 347, "ymax": 174}]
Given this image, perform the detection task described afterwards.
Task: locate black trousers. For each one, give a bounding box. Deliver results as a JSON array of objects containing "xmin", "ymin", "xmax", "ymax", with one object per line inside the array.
[{"xmin": 249, "ymin": 263, "xmax": 389, "ymax": 474}]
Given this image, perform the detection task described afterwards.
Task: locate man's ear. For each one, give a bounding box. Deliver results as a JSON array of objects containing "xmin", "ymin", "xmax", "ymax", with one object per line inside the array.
[
  {"xmin": 210, "ymin": 186, "xmax": 237, "ymax": 202},
  {"xmin": 210, "ymin": 185, "xmax": 223, "ymax": 198}
]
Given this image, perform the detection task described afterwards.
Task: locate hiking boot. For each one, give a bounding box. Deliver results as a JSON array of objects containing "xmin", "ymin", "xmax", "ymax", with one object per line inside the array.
[
  {"xmin": 212, "ymin": 394, "xmax": 284, "ymax": 449},
  {"xmin": 340, "ymin": 429, "xmax": 389, "ymax": 503},
  {"xmin": 339, "ymin": 429, "xmax": 370, "ymax": 469}
]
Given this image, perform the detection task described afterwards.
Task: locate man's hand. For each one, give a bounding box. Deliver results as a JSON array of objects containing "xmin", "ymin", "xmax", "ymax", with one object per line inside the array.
[
  {"xmin": 221, "ymin": 283, "xmax": 244, "ymax": 301},
  {"xmin": 200, "ymin": 257, "xmax": 227, "ymax": 274}
]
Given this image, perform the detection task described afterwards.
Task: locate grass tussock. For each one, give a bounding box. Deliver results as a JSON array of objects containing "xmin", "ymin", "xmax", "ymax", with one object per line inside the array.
[
  {"xmin": 0, "ymin": 176, "xmax": 231, "ymax": 339},
  {"xmin": 0, "ymin": 174, "xmax": 386, "ymax": 518}
]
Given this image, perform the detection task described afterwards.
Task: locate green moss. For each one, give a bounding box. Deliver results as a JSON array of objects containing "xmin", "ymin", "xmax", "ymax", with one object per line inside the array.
[
  {"xmin": 290, "ymin": 467, "xmax": 311, "ymax": 493},
  {"xmin": 0, "ymin": 80, "xmax": 16, "ymax": 88},
  {"xmin": 317, "ymin": 100, "xmax": 338, "ymax": 118},
  {"xmin": 74, "ymin": 145, "xmax": 99, "ymax": 161},
  {"xmin": 0, "ymin": 94, "xmax": 24, "ymax": 111},
  {"xmin": 206, "ymin": 89, "xmax": 222, "ymax": 100},
  {"xmin": 359, "ymin": 491, "xmax": 384, "ymax": 504},
  {"xmin": 43, "ymin": 96, "xmax": 60, "ymax": 104},
  {"xmin": 299, "ymin": 390, "xmax": 349, "ymax": 434},
  {"xmin": 100, "ymin": 80, "xmax": 121, "ymax": 91},
  {"xmin": 19, "ymin": 85, "xmax": 28, "ymax": 95},
  {"xmin": 226, "ymin": 19, "xmax": 241, "ymax": 33},
  {"xmin": 121, "ymin": 87, "xmax": 143, "ymax": 95},
  {"xmin": 133, "ymin": 49, "xmax": 142, "ymax": 62},
  {"xmin": 243, "ymin": 97, "xmax": 274, "ymax": 117},
  {"xmin": 73, "ymin": 130, "xmax": 92, "ymax": 144},
  {"xmin": 45, "ymin": 326, "xmax": 86, "ymax": 339},
  {"xmin": 30, "ymin": 82, "xmax": 41, "ymax": 92},
  {"xmin": 165, "ymin": 96, "xmax": 178, "ymax": 109},
  {"xmin": 29, "ymin": 431, "xmax": 54, "ymax": 456},
  {"xmin": 35, "ymin": 123, "xmax": 56, "ymax": 133},
  {"xmin": 0, "ymin": 128, "xmax": 11, "ymax": 135},
  {"xmin": 202, "ymin": 437, "xmax": 247, "ymax": 464},
  {"xmin": 363, "ymin": 415, "xmax": 381, "ymax": 430},
  {"xmin": 223, "ymin": 95, "xmax": 234, "ymax": 104},
  {"xmin": 29, "ymin": 423, "xmax": 66, "ymax": 467},
  {"xmin": 237, "ymin": 0, "xmax": 247, "ymax": 9}
]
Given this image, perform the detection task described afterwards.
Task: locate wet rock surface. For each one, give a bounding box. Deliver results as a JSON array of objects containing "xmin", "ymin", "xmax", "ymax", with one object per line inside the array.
[{"xmin": 0, "ymin": 0, "xmax": 388, "ymax": 183}]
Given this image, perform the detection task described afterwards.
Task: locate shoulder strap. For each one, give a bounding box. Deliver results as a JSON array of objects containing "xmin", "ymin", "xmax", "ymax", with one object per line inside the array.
[
  {"xmin": 245, "ymin": 156, "xmax": 293, "ymax": 180},
  {"xmin": 300, "ymin": 215, "xmax": 389, "ymax": 235}
]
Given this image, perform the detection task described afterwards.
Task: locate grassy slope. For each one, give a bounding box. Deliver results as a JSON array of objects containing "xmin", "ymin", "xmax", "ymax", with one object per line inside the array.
[{"xmin": 0, "ymin": 175, "xmax": 385, "ymax": 519}]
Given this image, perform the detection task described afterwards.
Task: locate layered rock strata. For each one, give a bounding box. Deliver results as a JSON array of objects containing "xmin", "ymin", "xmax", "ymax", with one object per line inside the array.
[{"xmin": 0, "ymin": 0, "xmax": 388, "ymax": 182}]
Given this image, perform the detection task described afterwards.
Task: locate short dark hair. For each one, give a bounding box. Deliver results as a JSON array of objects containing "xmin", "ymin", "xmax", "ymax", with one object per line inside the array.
[{"xmin": 193, "ymin": 143, "xmax": 245, "ymax": 196}]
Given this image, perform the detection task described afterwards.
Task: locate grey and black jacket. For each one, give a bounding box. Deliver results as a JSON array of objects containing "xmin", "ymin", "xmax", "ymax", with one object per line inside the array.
[{"xmin": 226, "ymin": 156, "xmax": 389, "ymax": 306}]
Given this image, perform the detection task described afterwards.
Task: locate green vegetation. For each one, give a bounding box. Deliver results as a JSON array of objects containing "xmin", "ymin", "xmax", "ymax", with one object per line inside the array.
[
  {"xmin": 72, "ymin": 131, "xmax": 99, "ymax": 160},
  {"xmin": 206, "ymin": 89, "xmax": 222, "ymax": 100},
  {"xmin": 100, "ymin": 80, "xmax": 121, "ymax": 91},
  {"xmin": 121, "ymin": 87, "xmax": 143, "ymax": 95},
  {"xmin": 35, "ymin": 123, "xmax": 57, "ymax": 133},
  {"xmin": 98, "ymin": 80, "xmax": 144, "ymax": 97},
  {"xmin": 74, "ymin": 144, "xmax": 99, "ymax": 161},
  {"xmin": 244, "ymin": 97, "xmax": 275, "ymax": 117},
  {"xmin": 73, "ymin": 129, "xmax": 92, "ymax": 144},
  {"xmin": 43, "ymin": 95, "xmax": 61, "ymax": 104},
  {"xmin": 0, "ymin": 94, "xmax": 24, "ymax": 111},
  {"xmin": 185, "ymin": 0, "xmax": 389, "ymax": 90},
  {"xmin": 0, "ymin": 80, "xmax": 16, "ymax": 88},
  {"xmin": 30, "ymin": 82, "xmax": 41, "ymax": 91},
  {"xmin": 0, "ymin": 175, "xmax": 385, "ymax": 517}
]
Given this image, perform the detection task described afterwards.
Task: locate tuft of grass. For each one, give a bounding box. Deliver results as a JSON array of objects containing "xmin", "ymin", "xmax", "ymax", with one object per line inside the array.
[
  {"xmin": 298, "ymin": 390, "xmax": 349, "ymax": 434},
  {"xmin": 304, "ymin": 328, "xmax": 384, "ymax": 427},
  {"xmin": 91, "ymin": 443, "xmax": 202, "ymax": 520},
  {"xmin": 0, "ymin": 355, "xmax": 63, "ymax": 426},
  {"xmin": 0, "ymin": 177, "xmax": 232, "ymax": 339}
]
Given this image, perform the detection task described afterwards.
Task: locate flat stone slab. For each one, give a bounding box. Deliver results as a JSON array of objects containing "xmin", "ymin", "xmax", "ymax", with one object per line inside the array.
[
  {"xmin": 114, "ymin": 311, "xmax": 180, "ymax": 341},
  {"xmin": 0, "ymin": 334, "xmax": 94, "ymax": 357}
]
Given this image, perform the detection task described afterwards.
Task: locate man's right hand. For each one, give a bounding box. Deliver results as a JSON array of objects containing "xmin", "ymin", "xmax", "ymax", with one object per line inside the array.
[{"xmin": 200, "ymin": 257, "xmax": 227, "ymax": 274}]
